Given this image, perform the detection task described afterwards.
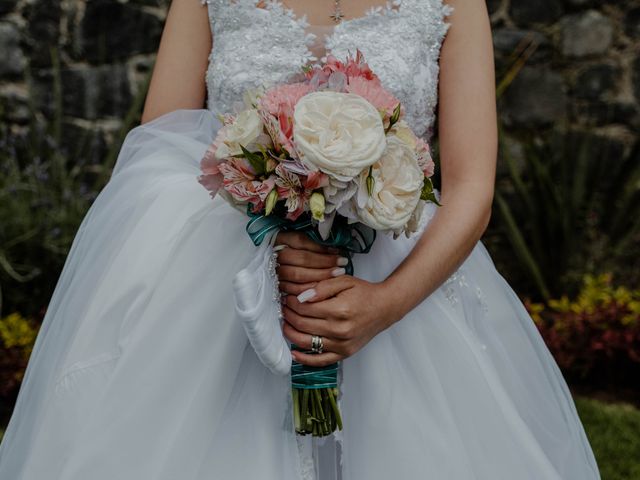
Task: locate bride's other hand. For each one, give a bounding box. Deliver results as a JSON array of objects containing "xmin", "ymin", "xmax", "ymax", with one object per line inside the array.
[
  {"xmin": 274, "ymin": 232, "xmax": 349, "ymax": 295},
  {"xmin": 281, "ymin": 275, "xmax": 399, "ymax": 367}
]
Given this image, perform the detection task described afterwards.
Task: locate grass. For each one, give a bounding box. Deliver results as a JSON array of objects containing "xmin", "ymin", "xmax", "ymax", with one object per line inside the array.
[
  {"xmin": 0, "ymin": 395, "xmax": 637, "ymax": 478},
  {"xmin": 575, "ymin": 396, "xmax": 640, "ymax": 480}
]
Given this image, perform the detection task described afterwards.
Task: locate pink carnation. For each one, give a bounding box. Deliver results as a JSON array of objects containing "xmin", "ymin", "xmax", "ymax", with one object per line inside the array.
[
  {"xmin": 259, "ymin": 83, "xmax": 313, "ymax": 155},
  {"xmin": 416, "ymin": 138, "xmax": 435, "ymax": 177},
  {"xmin": 346, "ymin": 76, "xmax": 403, "ymax": 123}
]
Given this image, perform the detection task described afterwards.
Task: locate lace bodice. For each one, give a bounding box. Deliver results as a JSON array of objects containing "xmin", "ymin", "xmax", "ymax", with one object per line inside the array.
[{"xmin": 201, "ymin": 0, "xmax": 452, "ymax": 142}]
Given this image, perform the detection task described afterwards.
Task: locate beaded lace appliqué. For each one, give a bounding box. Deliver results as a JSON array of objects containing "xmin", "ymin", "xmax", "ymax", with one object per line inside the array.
[
  {"xmin": 201, "ymin": 0, "xmax": 452, "ymax": 142},
  {"xmin": 443, "ymin": 269, "xmax": 489, "ymax": 314}
]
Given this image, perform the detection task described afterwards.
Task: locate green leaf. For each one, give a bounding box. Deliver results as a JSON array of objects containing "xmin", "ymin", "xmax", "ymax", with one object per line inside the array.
[
  {"xmin": 420, "ymin": 177, "xmax": 441, "ymax": 206},
  {"xmin": 239, "ymin": 144, "xmax": 265, "ymax": 176},
  {"xmin": 495, "ymin": 191, "xmax": 551, "ymax": 300}
]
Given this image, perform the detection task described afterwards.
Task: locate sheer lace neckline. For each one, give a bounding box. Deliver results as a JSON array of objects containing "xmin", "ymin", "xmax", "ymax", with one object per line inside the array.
[
  {"xmin": 263, "ymin": 0, "xmax": 405, "ymax": 62},
  {"xmin": 270, "ymin": 0, "xmax": 404, "ymax": 28}
]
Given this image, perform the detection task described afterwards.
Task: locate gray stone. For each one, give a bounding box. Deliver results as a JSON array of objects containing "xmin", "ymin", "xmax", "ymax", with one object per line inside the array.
[
  {"xmin": 574, "ymin": 64, "xmax": 620, "ymax": 99},
  {"xmin": 627, "ymin": 8, "xmax": 640, "ymax": 39},
  {"xmin": 570, "ymin": 100, "xmax": 639, "ymax": 128},
  {"xmin": 24, "ymin": 0, "xmax": 61, "ymax": 67},
  {"xmin": 486, "ymin": 0, "xmax": 502, "ymax": 15},
  {"xmin": 0, "ymin": 0, "xmax": 18, "ymax": 15},
  {"xmin": 493, "ymin": 28, "xmax": 552, "ymax": 65},
  {"xmin": 129, "ymin": 0, "xmax": 170, "ymax": 6},
  {"xmin": 0, "ymin": 88, "xmax": 30, "ymax": 124},
  {"xmin": 501, "ymin": 66, "xmax": 567, "ymax": 127},
  {"xmin": 73, "ymin": 0, "xmax": 164, "ymax": 64},
  {"xmin": 634, "ymin": 57, "xmax": 640, "ymax": 103},
  {"xmin": 561, "ymin": 10, "xmax": 613, "ymax": 58},
  {"xmin": 563, "ymin": 0, "xmax": 593, "ymax": 8},
  {"xmin": 510, "ymin": 0, "xmax": 563, "ymax": 25},
  {"xmin": 61, "ymin": 64, "xmax": 132, "ymax": 119},
  {"xmin": 0, "ymin": 22, "xmax": 26, "ymax": 78},
  {"xmin": 31, "ymin": 63, "xmax": 133, "ymax": 120}
]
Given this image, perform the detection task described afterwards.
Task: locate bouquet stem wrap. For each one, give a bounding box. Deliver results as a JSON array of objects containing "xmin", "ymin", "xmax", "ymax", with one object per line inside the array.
[{"xmin": 246, "ymin": 207, "xmax": 375, "ymax": 436}]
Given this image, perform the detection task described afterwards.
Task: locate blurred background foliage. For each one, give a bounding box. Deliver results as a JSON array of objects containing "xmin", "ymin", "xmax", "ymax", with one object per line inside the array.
[{"xmin": 0, "ymin": 0, "xmax": 639, "ymax": 477}]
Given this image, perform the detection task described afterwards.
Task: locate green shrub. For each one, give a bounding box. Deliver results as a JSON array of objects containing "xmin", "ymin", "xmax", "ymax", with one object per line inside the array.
[
  {"xmin": 493, "ymin": 133, "xmax": 640, "ymax": 301},
  {"xmin": 0, "ymin": 47, "xmax": 151, "ymax": 319},
  {"xmin": 0, "ymin": 123, "xmax": 113, "ymax": 318},
  {"xmin": 530, "ymin": 274, "xmax": 640, "ymax": 389},
  {"xmin": 0, "ymin": 313, "xmax": 38, "ymax": 399}
]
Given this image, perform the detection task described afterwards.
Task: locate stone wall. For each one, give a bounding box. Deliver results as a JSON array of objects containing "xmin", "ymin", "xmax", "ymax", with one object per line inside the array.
[
  {"xmin": 0, "ymin": 0, "xmax": 639, "ymax": 163},
  {"xmin": 0, "ymin": 0, "xmax": 169, "ymax": 162},
  {"xmin": 488, "ymin": 0, "xmax": 640, "ymax": 170}
]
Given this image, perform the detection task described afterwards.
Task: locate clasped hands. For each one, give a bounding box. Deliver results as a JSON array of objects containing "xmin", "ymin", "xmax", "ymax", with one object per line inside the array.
[{"xmin": 275, "ymin": 231, "xmax": 400, "ymax": 367}]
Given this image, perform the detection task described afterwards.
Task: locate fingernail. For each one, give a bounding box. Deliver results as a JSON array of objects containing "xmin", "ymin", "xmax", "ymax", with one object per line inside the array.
[
  {"xmin": 331, "ymin": 267, "xmax": 346, "ymax": 277},
  {"xmin": 273, "ymin": 244, "xmax": 287, "ymax": 252},
  {"xmin": 336, "ymin": 256, "xmax": 349, "ymax": 267},
  {"xmin": 297, "ymin": 288, "xmax": 317, "ymax": 303}
]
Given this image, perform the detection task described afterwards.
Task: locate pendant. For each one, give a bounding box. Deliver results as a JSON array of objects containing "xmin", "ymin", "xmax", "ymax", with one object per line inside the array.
[{"xmin": 330, "ymin": 0, "xmax": 344, "ymax": 22}]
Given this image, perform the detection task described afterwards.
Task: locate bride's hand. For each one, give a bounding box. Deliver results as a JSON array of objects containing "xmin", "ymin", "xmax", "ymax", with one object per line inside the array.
[
  {"xmin": 282, "ymin": 275, "xmax": 401, "ymax": 367},
  {"xmin": 274, "ymin": 232, "xmax": 349, "ymax": 295}
]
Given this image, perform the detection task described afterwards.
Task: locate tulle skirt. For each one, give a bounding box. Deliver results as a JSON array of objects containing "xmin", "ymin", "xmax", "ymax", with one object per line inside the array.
[{"xmin": 0, "ymin": 109, "xmax": 600, "ymax": 479}]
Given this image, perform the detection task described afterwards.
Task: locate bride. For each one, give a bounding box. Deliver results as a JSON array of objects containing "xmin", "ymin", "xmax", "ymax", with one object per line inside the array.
[{"xmin": 0, "ymin": 0, "xmax": 601, "ymax": 478}]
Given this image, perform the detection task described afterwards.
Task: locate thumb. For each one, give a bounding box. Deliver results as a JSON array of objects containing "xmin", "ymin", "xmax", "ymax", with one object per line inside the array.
[{"xmin": 296, "ymin": 275, "xmax": 355, "ymax": 303}]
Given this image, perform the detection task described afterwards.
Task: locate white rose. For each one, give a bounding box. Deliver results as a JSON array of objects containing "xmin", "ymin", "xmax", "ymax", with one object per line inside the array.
[
  {"xmin": 348, "ymin": 133, "xmax": 424, "ymax": 231},
  {"xmin": 215, "ymin": 109, "xmax": 270, "ymax": 159},
  {"xmin": 292, "ymin": 91, "xmax": 386, "ymax": 179}
]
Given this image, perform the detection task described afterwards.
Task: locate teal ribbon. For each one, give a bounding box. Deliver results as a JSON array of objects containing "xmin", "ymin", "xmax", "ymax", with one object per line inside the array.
[
  {"xmin": 245, "ymin": 205, "xmax": 376, "ymax": 275},
  {"xmin": 244, "ymin": 205, "xmax": 376, "ymax": 389},
  {"xmin": 291, "ymin": 354, "xmax": 339, "ymax": 389}
]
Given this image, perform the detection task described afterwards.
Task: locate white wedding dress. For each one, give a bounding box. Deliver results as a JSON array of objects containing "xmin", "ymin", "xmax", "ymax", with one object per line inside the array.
[{"xmin": 0, "ymin": 0, "xmax": 601, "ymax": 478}]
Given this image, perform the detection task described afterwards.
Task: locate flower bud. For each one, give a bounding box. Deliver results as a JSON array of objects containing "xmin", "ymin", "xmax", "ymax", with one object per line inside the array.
[
  {"xmin": 265, "ymin": 188, "xmax": 278, "ymax": 216},
  {"xmin": 309, "ymin": 192, "xmax": 326, "ymax": 222},
  {"xmin": 366, "ymin": 170, "xmax": 375, "ymax": 197},
  {"xmin": 265, "ymin": 158, "xmax": 278, "ymax": 174}
]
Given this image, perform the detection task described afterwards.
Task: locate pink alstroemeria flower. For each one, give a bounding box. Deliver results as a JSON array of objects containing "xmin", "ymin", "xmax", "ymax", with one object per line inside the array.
[
  {"xmin": 306, "ymin": 49, "xmax": 378, "ymax": 85},
  {"xmin": 275, "ymin": 164, "xmax": 307, "ymax": 220},
  {"xmin": 197, "ymin": 142, "xmax": 225, "ymax": 198},
  {"xmin": 304, "ymin": 170, "xmax": 330, "ymax": 190},
  {"xmin": 274, "ymin": 165, "xmax": 330, "ymax": 221},
  {"xmin": 218, "ymin": 157, "xmax": 276, "ymax": 206}
]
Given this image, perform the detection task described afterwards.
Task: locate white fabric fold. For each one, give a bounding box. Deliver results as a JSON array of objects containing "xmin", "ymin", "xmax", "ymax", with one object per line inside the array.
[{"xmin": 233, "ymin": 232, "xmax": 292, "ymax": 376}]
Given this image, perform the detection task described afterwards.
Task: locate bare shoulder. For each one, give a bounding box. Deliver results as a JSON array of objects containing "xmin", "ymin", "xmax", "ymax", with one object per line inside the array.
[
  {"xmin": 140, "ymin": 0, "xmax": 213, "ymax": 124},
  {"xmin": 440, "ymin": 0, "xmax": 493, "ymax": 48}
]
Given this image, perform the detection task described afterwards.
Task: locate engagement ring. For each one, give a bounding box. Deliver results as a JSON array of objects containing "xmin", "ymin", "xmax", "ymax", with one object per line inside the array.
[{"xmin": 311, "ymin": 334, "xmax": 324, "ymax": 354}]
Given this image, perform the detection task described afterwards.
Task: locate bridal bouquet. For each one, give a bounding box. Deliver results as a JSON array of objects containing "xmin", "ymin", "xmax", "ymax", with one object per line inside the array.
[{"xmin": 198, "ymin": 50, "xmax": 439, "ymax": 436}]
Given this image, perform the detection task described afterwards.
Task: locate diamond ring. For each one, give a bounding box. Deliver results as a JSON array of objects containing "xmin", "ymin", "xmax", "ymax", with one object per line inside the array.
[{"xmin": 311, "ymin": 334, "xmax": 324, "ymax": 354}]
